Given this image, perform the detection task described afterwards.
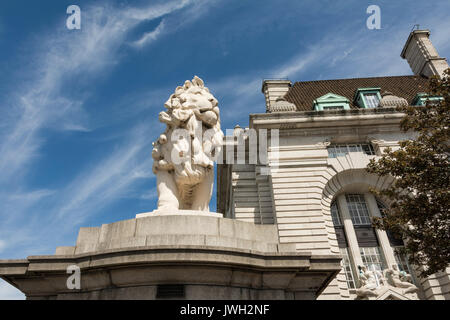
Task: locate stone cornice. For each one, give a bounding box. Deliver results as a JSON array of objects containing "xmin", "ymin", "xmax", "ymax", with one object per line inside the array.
[{"xmin": 249, "ymin": 107, "xmax": 405, "ymax": 130}]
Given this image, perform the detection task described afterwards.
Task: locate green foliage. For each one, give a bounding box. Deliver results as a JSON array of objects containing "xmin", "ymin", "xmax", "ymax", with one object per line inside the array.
[{"xmin": 367, "ymin": 69, "xmax": 450, "ymax": 278}]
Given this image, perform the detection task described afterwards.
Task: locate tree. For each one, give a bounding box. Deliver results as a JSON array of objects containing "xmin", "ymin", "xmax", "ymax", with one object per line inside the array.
[{"xmin": 366, "ymin": 69, "xmax": 450, "ymax": 278}]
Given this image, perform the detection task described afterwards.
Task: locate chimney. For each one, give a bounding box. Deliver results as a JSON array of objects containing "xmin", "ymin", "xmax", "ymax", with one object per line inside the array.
[
  {"xmin": 261, "ymin": 79, "xmax": 292, "ymax": 112},
  {"xmin": 401, "ymin": 29, "xmax": 449, "ymax": 78}
]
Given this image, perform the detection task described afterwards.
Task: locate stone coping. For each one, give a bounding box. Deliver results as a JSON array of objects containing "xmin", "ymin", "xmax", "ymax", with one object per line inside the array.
[
  {"xmin": 71, "ymin": 214, "xmax": 281, "ymax": 255},
  {"xmin": 136, "ymin": 210, "xmax": 223, "ymax": 219},
  {"xmin": 250, "ymin": 106, "xmax": 400, "ymax": 119},
  {"xmin": 249, "ymin": 106, "xmax": 407, "ymax": 130}
]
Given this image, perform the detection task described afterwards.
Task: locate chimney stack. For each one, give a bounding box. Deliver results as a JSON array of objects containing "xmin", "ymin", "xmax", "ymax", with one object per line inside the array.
[
  {"xmin": 261, "ymin": 79, "xmax": 292, "ymax": 112},
  {"xmin": 401, "ymin": 29, "xmax": 449, "ymax": 78}
]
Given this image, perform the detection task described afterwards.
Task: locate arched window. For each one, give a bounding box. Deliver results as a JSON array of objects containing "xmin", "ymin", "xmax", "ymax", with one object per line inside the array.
[
  {"xmin": 330, "ymin": 193, "xmax": 417, "ymax": 291},
  {"xmin": 331, "ymin": 194, "xmax": 387, "ymax": 288}
]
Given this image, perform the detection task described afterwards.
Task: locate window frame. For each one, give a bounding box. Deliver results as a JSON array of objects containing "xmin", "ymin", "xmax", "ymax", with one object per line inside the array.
[
  {"xmin": 354, "ymin": 88, "xmax": 382, "ymax": 109},
  {"xmin": 331, "ymin": 201, "xmax": 343, "ymax": 226},
  {"xmin": 313, "ymin": 92, "xmax": 351, "ymax": 111},
  {"xmin": 327, "ymin": 144, "xmax": 375, "ymax": 158},
  {"xmin": 393, "ymin": 247, "xmax": 417, "ymax": 285},
  {"xmin": 340, "ymin": 247, "xmax": 357, "ymax": 289},
  {"xmin": 412, "ymin": 92, "xmax": 444, "ymax": 106},
  {"xmin": 345, "ymin": 194, "xmax": 372, "ymax": 226}
]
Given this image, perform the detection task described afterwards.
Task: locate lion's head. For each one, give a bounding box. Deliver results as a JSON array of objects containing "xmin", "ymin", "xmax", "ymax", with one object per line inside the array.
[{"xmin": 152, "ymin": 76, "xmax": 224, "ymax": 184}]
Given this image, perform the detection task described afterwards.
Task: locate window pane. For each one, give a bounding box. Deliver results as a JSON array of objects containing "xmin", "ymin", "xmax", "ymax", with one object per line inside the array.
[
  {"xmin": 346, "ymin": 194, "xmax": 371, "ymax": 225},
  {"xmin": 328, "ymin": 146, "xmax": 337, "ymax": 158},
  {"xmin": 360, "ymin": 247, "xmax": 386, "ymax": 286},
  {"xmin": 393, "ymin": 247, "xmax": 416, "ymax": 285},
  {"xmin": 331, "ymin": 201, "xmax": 342, "ymax": 226},
  {"xmin": 327, "ymin": 144, "xmax": 375, "ymax": 158},
  {"xmin": 348, "ymin": 145, "xmax": 358, "ymax": 153},
  {"xmin": 376, "ymin": 199, "xmax": 404, "ymax": 246},
  {"xmin": 324, "ymin": 105, "xmax": 344, "ymax": 110},
  {"xmin": 340, "ymin": 248, "xmax": 356, "ymax": 289},
  {"xmin": 362, "ymin": 144, "xmax": 375, "ymax": 155},
  {"xmin": 364, "ymin": 93, "xmax": 380, "ymax": 108}
]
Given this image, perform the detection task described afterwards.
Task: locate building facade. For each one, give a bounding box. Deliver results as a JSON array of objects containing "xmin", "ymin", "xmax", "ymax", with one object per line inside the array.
[{"xmin": 217, "ymin": 29, "xmax": 450, "ymax": 300}]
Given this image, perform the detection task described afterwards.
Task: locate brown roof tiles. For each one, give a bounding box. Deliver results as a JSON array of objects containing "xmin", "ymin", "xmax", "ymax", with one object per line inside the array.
[{"xmin": 283, "ymin": 75, "xmax": 430, "ymax": 111}]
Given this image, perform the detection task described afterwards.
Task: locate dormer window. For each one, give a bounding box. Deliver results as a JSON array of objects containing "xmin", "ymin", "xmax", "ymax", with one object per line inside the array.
[
  {"xmin": 412, "ymin": 93, "xmax": 443, "ymax": 106},
  {"xmin": 355, "ymin": 88, "xmax": 381, "ymax": 109},
  {"xmin": 313, "ymin": 93, "xmax": 350, "ymax": 111}
]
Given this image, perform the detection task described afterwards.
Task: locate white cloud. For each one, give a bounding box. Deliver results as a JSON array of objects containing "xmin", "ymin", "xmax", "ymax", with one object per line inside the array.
[
  {"xmin": 132, "ymin": 20, "xmax": 166, "ymax": 48},
  {"xmin": 124, "ymin": 0, "xmax": 192, "ymax": 21},
  {"xmin": 209, "ymin": 22, "xmax": 420, "ymax": 125},
  {"xmin": 0, "ymin": 0, "xmax": 216, "ymax": 259},
  {"xmin": 53, "ymin": 123, "xmax": 156, "ymax": 223},
  {"xmin": 0, "ymin": 0, "xmax": 198, "ymax": 186}
]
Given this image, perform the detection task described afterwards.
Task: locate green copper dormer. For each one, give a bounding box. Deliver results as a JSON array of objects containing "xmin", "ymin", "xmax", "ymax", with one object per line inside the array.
[
  {"xmin": 412, "ymin": 93, "xmax": 444, "ymax": 106},
  {"xmin": 354, "ymin": 88, "xmax": 381, "ymax": 108},
  {"xmin": 313, "ymin": 93, "xmax": 350, "ymax": 111}
]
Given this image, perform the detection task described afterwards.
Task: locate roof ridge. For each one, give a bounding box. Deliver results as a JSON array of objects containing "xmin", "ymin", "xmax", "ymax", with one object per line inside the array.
[{"xmin": 293, "ymin": 74, "xmax": 425, "ymax": 85}]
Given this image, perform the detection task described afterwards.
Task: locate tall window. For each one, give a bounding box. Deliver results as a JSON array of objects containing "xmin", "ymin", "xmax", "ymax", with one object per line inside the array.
[
  {"xmin": 332, "ymin": 202, "xmax": 356, "ymax": 289},
  {"xmin": 328, "ymin": 144, "xmax": 375, "ymax": 158},
  {"xmin": 340, "ymin": 248, "xmax": 356, "ymax": 289},
  {"xmin": 331, "ymin": 201, "xmax": 342, "ymax": 226},
  {"xmin": 393, "ymin": 248, "xmax": 416, "ymax": 285},
  {"xmin": 345, "ymin": 194, "xmax": 371, "ymax": 225},
  {"xmin": 330, "ymin": 193, "xmax": 417, "ymax": 293}
]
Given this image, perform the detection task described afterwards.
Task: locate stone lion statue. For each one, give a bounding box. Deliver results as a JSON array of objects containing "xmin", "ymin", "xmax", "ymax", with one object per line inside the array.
[{"xmin": 152, "ymin": 76, "xmax": 224, "ymax": 212}]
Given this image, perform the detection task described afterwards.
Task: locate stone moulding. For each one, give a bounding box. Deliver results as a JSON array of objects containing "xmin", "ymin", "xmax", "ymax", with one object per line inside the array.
[
  {"xmin": 136, "ymin": 209, "xmax": 223, "ymax": 219},
  {"xmin": 0, "ymin": 214, "xmax": 341, "ymax": 300}
]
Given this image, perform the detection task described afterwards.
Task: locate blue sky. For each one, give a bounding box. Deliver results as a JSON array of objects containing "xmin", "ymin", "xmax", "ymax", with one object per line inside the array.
[{"xmin": 0, "ymin": 0, "xmax": 449, "ymax": 299}]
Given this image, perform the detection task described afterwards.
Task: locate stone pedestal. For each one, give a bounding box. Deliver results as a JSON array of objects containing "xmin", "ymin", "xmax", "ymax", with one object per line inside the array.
[{"xmin": 0, "ymin": 213, "xmax": 341, "ymax": 300}]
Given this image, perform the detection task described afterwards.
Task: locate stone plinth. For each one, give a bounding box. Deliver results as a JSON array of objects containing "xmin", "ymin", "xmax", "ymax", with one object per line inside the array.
[{"xmin": 0, "ymin": 213, "xmax": 341, "ymax": 300}]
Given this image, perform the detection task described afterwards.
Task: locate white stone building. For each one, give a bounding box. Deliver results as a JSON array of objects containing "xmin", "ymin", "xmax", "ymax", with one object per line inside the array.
[{"xmin": 217, "ymin": 29, "xmax": 450, "ymax": 300}]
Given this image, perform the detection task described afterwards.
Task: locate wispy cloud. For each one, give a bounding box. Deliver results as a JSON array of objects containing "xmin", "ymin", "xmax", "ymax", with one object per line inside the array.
[
  {"xmin": 209, "ymin": 22, "xmax": 416, "ymax": 125},
  {"xmin": 53, "ymin": 123, "xmax": 155, "ymax": 224},
  {"xmin": 0, "ymin": 0, "xmax": 211, "ymax": 259},
  {"xmin": 0, "ymin": 0, "xmax": 199, "ymax": 186},
  {"xmin": 132, "ymin": 20, "xmax": 166, "ymax": 48}
]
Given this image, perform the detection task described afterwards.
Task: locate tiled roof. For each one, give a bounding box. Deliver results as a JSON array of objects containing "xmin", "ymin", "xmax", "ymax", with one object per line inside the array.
[{"xmin": 283, "ymin": 75, "xmax": 430, "ymax": 111}]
